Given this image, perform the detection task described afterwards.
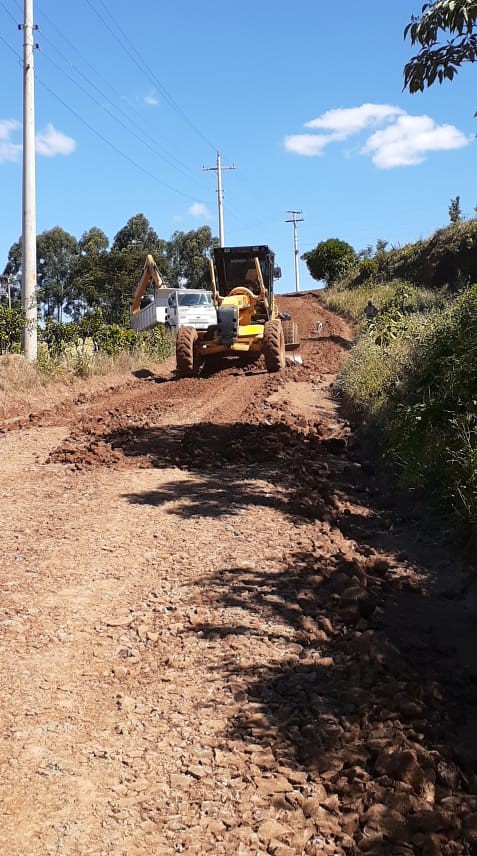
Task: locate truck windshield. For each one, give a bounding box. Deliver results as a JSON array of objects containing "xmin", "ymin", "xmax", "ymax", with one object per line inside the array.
[{"xmin": 177, "ymin": 292, "xmax": 212, "ymax": 306}]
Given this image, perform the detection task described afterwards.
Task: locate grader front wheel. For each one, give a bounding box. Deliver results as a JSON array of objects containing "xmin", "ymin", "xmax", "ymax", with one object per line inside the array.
[
  {"xmin": 263, "ymin": 320, "xmax": 285, "ymax": 372},
  {"xmin": 176, "ymin": 326, "xmax": 200, "ymax": 378}
]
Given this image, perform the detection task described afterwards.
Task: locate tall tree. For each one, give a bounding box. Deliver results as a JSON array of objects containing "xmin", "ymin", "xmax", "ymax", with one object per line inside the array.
[
  {"xmin": 302, "ymin": 239, "xmax": 356, "ymax": 286},
  {"xmin": 37, "ymin": 227, "xmax": 79, "ymax": 322},
  {"xmin": 112, "ymin": 213, "xmax": 166, "ymax": 256},
  {"xmin": 3, "ymin": 240, "xmax": 22, "ymax": 308},
  {"xmin": 106, "ymin": 214, "xmax": 168, "ymax": 324},
  {"xmin": 69, "ymin": 227, "xmax": 110, "ymax": 319},
  {"xmin": 166, "ymin": 226, "xmax": 218, "ymax": 289},
  {"xmin": 404, "ymin": 1, "xmax": 477, "ymax": 94}
]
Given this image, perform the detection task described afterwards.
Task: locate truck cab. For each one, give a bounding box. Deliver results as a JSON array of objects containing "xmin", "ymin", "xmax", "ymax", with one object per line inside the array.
[
  {"xmin": 130, "ymin": 288, "xmax": 216, "ymax": 334},
  {"xmin": 165, "ymin": 289, "xmax": 216, "ymax": 332}
]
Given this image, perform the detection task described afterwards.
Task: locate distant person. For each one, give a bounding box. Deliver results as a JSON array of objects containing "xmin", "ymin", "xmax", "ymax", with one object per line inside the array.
[{"xmin": 364, "ymin": 299, "xmax": 378, "ymax": 322}]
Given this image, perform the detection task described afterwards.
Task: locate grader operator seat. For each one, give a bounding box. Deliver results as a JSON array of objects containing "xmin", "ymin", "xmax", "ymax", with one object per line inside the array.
[{"xmin": 212, "ymin": 245, "xmax": 279, "ymax": 324}]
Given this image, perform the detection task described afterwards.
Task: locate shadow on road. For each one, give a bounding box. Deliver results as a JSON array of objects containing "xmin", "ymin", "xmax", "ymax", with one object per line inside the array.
[
  {"xmin": 116, "ymin": 417, "xmax": 477, "ymax": 847},
  {"xmin": 117, "ymin": 419, "xmax": 350, "ymax": 521},
  {"xmin": 188, "ymin": 549, "xmax": 477, "ymax": 849}
]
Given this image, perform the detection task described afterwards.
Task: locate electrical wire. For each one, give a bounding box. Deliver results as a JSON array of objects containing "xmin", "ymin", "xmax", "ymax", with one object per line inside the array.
[
  {"xmin": 0, "ymin": 2, "xmax": 274, "ymax": 237},
  {"xmin": 33, "ymin": 3, "xmax": 202, "ymax": 184},
  {"xmin": 83, "ymin": 0, "xmax": 218, "ymax": 153},
  {"xmin": 36, "ymin": 0, "xmax": 266, "ymax": 235},
  {"xmin": 0, "ymin": 0, "xmax": 18, "ymax": 26},
  {"xmin": 39, "ymin": 49, "xmax": 203, "ymax": 184},
  {"xmin": 0, "ymin": 6, "xmax": 216, "ymax": 206},
  {"xmin": 0, "ymin": 33, "xmax": 21, "ymax": 61},
  {"xmin": 36, "ymin": 76, "xmax": 207, "ymax": 203}
]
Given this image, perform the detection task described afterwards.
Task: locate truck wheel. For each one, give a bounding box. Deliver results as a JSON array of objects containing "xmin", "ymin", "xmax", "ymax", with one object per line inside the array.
[
  {"xmin": 176, "ymin": 326, "xmax": 200, "ymax": 377},
  {"xmin": 281, "ymin": 319, "xmax": 299, "ymax": 347},
  {"xmin": 263, "ymin": 320, "xmax": 285, "ymax": 372}
]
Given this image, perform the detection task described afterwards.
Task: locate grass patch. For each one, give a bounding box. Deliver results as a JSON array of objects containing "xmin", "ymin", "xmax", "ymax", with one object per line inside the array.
[
  {"xmin": 321, "ymin": 279, "xmax": 447, "ymax": 324},
  {"xmin": 337, "ymin": 286, "xmax": 477, "ymax": 539}
]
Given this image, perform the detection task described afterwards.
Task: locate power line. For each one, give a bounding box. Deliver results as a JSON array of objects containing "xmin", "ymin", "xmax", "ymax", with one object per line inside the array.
[
  {"xmin": 0, "ymin": 8, "xmax": 205, "ymax": 204},
  {"xmin": 32, "ymin": 0, "xmax": 266, "ymax": 238},
  {"xmin": 0, "ymin": 0, "xmax": 19, "ymax": 25},
  {"xmin": 38, "ymin": 49, "xmax": 202, "ymax": 184},
  {"xmin": 83, "ymin": 0, "xmax": 218, "ymax": 153},
  {"xmin": 1, "ymin": 3, "xmax": 258, "ymax": 240},
  {"xmin": 0, "ymin": 32, "xmax": 22, "ymax": 59},
  {"xmin": 36, "ymin": 76, "xmax": 205, "ymax": 202},
  {"xmin": 33, "ymin": 4, "xmax": 202, "ymax": 184}
]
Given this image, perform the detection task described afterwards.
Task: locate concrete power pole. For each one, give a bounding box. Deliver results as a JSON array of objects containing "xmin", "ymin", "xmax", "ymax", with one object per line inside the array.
[
  {"xmin": 285, "ymin": 211, "xmax": 304, "ymax": 293},
  {"xmin": 203, "ymin": 152, "xmax": 235, "ymax": 247},
  {"xmin": 21, "ymin": 0, "xmax": 38, "ymax": 361}
]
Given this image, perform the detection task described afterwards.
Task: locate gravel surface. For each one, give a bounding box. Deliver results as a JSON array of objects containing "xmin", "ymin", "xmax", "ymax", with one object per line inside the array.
[{"xmin": 0, "ymin": 293, "xmax": 476, "ymax": 855}]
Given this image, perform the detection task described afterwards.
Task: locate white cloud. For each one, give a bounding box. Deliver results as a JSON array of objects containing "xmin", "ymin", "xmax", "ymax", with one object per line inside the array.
[
  {"xmin": 284, "ymin": 103, "xmax": 471, "ymax": 169},
  {"xmin": 35, "ymin": 123, "xmax": 76, "ymax": 157},
  {"xmin": 284, "ymin": 133, "xmax": 335, "ymax": 157},
  {"xmin": 0, "ymin": 141, "xmax": 22, "ymax": 164},
  {"xmin": 362, "ymin": 114, "xmax": 470, "ymax": 168},
  {"xmin": 0, "ymin": 119, "xmax": 22, "ymax": 163},
  {"xmin": 144, "ymin": 90, "xmax": 159, "ymax": 107},
  {"xmin": 0, "ymin": 119, "xmax": 20, "ymax": 141},
  {"xmin": 304, "ymin": 103, "xmax": 405, "ymax": 138},
  {"xmin": 189, "ymin": 202, "xmax": 211, "ymax": 218}
]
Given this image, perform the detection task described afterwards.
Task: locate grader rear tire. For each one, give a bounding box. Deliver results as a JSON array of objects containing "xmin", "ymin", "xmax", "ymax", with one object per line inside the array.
[
  {"xmin": 176, "ymin": 326, "xmax": 199, "ymax": 378},
  {"xmin": 263, "ymin": 320, "xmax": 285, "ymax": 372}
]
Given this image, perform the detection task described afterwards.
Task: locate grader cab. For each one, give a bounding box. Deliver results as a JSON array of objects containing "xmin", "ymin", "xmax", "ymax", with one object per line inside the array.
[{"xmin": 175, "ymin": 245, "xmax": 299, "ymax": 377}]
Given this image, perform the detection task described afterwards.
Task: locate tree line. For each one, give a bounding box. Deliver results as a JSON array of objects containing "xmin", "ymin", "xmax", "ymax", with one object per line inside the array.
[{"xmin": 2, "ymin": 214, "xmax": 218, "ymax": 325}]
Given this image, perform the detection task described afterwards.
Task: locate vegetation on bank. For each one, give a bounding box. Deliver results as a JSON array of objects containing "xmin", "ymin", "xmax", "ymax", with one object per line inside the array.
[
  {"xmin": 315, "ymin": 220, "xmax": 477, "ymax": 541},
  {"xmin": 0, "ymin": 305, "xmax": 174, "ymax": 380}
]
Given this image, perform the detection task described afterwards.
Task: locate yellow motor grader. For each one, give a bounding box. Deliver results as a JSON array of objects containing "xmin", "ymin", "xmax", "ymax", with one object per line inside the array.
[{"xmin": 175, "ymin": 245, "xmax": 299, "ymax": 377}]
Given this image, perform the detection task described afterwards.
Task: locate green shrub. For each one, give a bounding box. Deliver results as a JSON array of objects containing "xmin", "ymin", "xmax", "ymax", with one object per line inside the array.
[
  {"xmin": 321, "ymin": 279, "xmax": 445, "ymax": 322},
  {"xmin": 338, "ymin": 286, "xmax": 477, "ymax": 534},
  {"xmin": 0, "ymin": 306, "xmax": 24, "ymax": 353}
]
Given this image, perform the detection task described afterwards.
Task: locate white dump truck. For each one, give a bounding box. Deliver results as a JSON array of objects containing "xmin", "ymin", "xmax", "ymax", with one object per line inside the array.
[{"xmin": 130, "ymin": 255, "xmax": 216, "ymax": 334}]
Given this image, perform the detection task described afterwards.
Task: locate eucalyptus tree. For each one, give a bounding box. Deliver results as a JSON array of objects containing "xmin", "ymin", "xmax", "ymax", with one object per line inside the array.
[
  {"xmin": 166, "ymin": 226, "xmax": 218, "ymax": 289},
  {"xmin": 36, "ymin": 227, "xmax": 79, "ymax": 322}
]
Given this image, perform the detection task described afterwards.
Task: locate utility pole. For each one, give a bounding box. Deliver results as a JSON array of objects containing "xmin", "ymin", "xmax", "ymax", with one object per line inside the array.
[
  {"xmin": 203, "ymin": 151, "xmax": 235, "ymax": 247},
  {"xmin": 20, "ymin": 0, "xmax": 38, "ymax": 361},
  {"xmin": 285, "ymin": 210, "xmax": 304, "ymax": 293}
]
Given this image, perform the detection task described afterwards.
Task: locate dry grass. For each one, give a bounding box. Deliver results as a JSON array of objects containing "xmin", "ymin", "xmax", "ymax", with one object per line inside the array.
[
  {"xmin": 0, "ymin": 350, "xmax": 170, "ymax": 421},
  {"xmin": 0, "ymin": 354, "xmax": 55, "ymax": 416}
]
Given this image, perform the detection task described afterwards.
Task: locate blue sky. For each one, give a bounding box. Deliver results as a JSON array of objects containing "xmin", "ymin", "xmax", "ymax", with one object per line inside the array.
[{"xmin": 0, "ymin": 0, "xmax": 475, "ymax": 294}]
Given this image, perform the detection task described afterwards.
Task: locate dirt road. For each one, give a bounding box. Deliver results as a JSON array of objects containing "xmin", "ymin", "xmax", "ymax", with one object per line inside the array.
[{"xmin": 1, "ymin": 294, "xmax": 476, "ymax": 855}]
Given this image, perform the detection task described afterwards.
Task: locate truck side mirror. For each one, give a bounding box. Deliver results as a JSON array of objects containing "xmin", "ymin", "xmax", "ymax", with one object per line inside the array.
[{"xmin": 273, "ymin": 266, "xmax": 282, "ymax": 279}]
